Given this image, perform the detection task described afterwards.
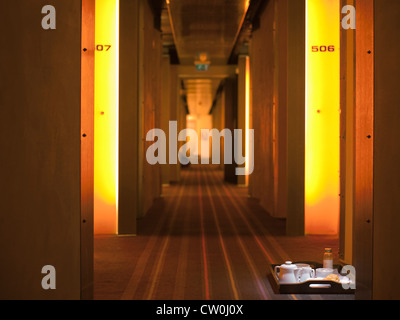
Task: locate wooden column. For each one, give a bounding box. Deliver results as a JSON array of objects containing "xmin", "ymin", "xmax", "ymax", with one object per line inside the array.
[
  {"xmin": 237, "ymin": 55, "xmax": 248, "ymax": 185},
  {"xmin": 161, "ymin": 55, "xmax": 171, "ymax": 186},
  {"xmin": 139, "ymin": 0, "xmax": 162, "ymax": 218},
  {"xmin": 247, "ymin": 0, "xmax": 288, "ymax": 219},
  {"xmin": 211, "ymin": 86, "xmax": 226, "ymax": 170},
  {"xmin": 286, "ymin": 0, "xmax": 305, "ymax": 236},
  {"xmin": 177, "ymin": 82, "xmax": 187, "ymax": 177},
  {"xmin": 248, "ymin": 0, "xmax": 275, "ymax": 215},
  {"xmin": 275, "ymin": 0, "xmax": 288, "ymax": 219},
  {"xmin": 353, "ymin": 0, "xmax": 374, "ymax": 300},
  {"xmin": 339, "ymin": 0, "xmax": 355, "ymax": 265},
  {"xmin": 224, "ymin": 77, "xmax": 238, "ymax": 184},
  {"xmin": 81, "ymin": 0, "xmax": 95, "ymax": 299},
  {"xmin": 134, "ymin": 0, "xmax": 163, "ymax": 219},
  {"xmin": 170, "ymin": 65, "xmax": 181, "ymax": 182},
  {"xmin": 0, "ymin": 0, "xmax": 82, "ymax": 299},
  {"xmin": 118, "ymin": 0, "xmax": 140, "ymax": 234},
  {"xmin": 372, "ymin": 0, "xmax": 400, "ymax": 300}
]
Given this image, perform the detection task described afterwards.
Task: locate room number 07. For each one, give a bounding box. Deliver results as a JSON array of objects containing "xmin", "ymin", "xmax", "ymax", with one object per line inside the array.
[{"xmin": 96, "ymin": 45, "xmax": 112, "ymax": 52}]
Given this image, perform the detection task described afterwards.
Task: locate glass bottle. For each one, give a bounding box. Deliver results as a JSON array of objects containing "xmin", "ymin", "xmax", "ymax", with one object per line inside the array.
[{"xmin": 323, "ymin": 248, "xmax": 333, "ymax": 269}]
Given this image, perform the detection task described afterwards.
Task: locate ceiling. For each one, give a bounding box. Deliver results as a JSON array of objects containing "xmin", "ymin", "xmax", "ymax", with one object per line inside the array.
[
  {"xmin": 161, "ymin": 0, "xmax": 252, "ymax": 116},
  {"xmin": 164, "ymin": 0, "xmax": 249, "ymax": 65}
]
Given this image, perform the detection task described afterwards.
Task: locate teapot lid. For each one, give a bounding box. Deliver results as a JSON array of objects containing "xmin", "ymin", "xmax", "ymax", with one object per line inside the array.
[{"xmin": 281, "ymin": 261, "xmax": 297, "ymax": 269}]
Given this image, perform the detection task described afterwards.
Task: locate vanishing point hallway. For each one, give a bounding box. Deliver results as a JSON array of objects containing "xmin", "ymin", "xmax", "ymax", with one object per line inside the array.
[
  {"xmin": 2, "ymin": 0, "xmax": 400, "ymax": 302},
  {"xmin": 94, "ymin": 166, "xmax": 352, "ymax": 300}
]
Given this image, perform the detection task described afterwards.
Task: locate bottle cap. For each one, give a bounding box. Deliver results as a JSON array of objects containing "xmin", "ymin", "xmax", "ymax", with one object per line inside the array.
[{"xmin": 325, "ymin": 248, "xmax": 332, "ymax": 253}]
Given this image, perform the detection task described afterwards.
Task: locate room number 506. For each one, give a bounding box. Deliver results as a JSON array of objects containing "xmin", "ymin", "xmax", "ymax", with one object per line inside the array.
[{"xmin": 311, "ymin": 45, "xmax": 335, "ymax": 53}]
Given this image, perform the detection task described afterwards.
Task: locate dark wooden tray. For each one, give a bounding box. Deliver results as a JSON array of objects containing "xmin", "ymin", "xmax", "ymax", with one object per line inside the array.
[{"xmin": 268, "ymin": 261, "xmax": 355, "ymax": 295}]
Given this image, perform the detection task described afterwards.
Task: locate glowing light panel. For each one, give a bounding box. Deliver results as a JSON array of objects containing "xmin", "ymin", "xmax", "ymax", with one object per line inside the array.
[
  {"xmin": 305, "ymin": 0, "xmax": 340, "ymax": 235},
  {"xmin": 245, "ymin": 56, "xmax": 251, "ymax": 183},
  {"xmin": 94, "ymin": 0, "xmax": 119, "ymax": 234}
]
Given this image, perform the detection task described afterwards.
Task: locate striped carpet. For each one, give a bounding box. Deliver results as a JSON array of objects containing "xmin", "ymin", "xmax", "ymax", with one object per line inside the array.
[{"xmin": 94, "ymin": 165, "xmax": 354, "ymax": 300}]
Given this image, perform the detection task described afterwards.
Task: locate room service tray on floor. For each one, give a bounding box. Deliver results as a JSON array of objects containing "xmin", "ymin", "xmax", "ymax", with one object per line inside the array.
[{"xmin": 268, "ymin": 261, "xmax": 355, "ymax": 295}]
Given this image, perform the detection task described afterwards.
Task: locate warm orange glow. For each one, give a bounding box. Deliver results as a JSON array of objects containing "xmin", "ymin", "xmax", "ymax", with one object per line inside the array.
[
  {"xmin": 94, "ymin": 0, "xmax": 119, "ymax": 234},
  {"xmin": 244, "ymin": 0, "xmax": 250, "ymax": 12},
  {"xmin": 245, "ymin": 56, "xmax": 251, "ymax": 183},
  {"xmin": 305, "ymin": 0, "xmax": 340, "ymax": 235}
]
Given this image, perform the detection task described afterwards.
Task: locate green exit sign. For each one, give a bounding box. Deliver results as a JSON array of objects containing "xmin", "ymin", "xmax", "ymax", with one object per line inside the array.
[{"xmin": 195, "ymin": 64, "xmax": 209, "ymax": 72}]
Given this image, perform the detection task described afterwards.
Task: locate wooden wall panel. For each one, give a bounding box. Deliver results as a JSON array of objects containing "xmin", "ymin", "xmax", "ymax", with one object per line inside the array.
[
  {"xmin": 118, "ymin": 0, "xmax": 140, "ymax": 234},
  {"xmin": 224, "ymin": 77, "xmax": 238, "ymax": 184},
  {"xmin": 276, "ymin": 0, "xmax": 288, "ymax": 219},
  {"xmin": 139, "ymin": 0, "xmax": 162, "ymax": 218},
  {"xmin": 177, "ymin": 86, "xmax": 187, "ymax": 176},
  {"xmin": 353, "ymin": 0, "xmax": 374, "ymax": 300},
  {"xmin": 160, "ymin": 58, "xmax": 181, "ymax": 184},
  {"xmin": 212, "ymin": 88, "xmax": 225, "ymax": 170},
  {"xmin": 170, "ymin": 65, "xmax": 181, "ymax": 182},
  {"xmin": 161, "ymin": 55, "xmax": 171, "ymax": 185},
  {"xmin": 237, "ymin": 56, "xmax": 247, "ymax": 185},
  {"xmin": 373, "ymin": 0, "xmax": 400, "ymax": 300},
  {"xmin": 339, "ymin": 0, "xmax": 355, "ymax": 265},
  {"xmin": 247, "ymin": 0, "xmax": 288, "ymax": 219},
  {"xmin": 0, "ymin": 0, "xmax": 82, "ymax": 299},
  {"xmin": 286, "ymin": 0, "xmax": 305, "ymax": 235},
  {"xmin": 339, "ymin": 0, "xmax": 347, "ymax": 263},
  {"xmin": 249, "ymin": 0, "xmax": 275, "ymax": 215},
  {"xmin": 81, "ymin": 0, "xmax": 95, "ymax": 299}
]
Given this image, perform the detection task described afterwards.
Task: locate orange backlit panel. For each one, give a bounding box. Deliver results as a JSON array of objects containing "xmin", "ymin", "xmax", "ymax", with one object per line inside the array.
[
  {"xmin": 305, "ymin": 0, "xmax": 340, "ymax": 235},
  {"xmin": 245, "ymin": 56, "xmax": 251, "ymax": 183},
  {"xmin": 94, "ymin": 0, "xmax": 119, "ymax": 234}
]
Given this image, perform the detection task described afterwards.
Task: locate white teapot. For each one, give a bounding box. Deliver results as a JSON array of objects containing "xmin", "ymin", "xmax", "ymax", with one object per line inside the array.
[{"xmin": 274, "ymin": 261, "xmax": 302, "ymax": 284}]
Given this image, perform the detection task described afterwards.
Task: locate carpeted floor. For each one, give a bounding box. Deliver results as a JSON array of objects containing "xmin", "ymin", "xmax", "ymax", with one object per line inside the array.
[{"xmin": 94, "ymin": 165, "xmax": 354, "ymax": 300}]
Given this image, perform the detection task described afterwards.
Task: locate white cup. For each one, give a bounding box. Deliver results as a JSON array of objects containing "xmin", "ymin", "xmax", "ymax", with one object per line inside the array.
[{"xmin": 299, "ymin": 266, "xmax": 315, "ymax": 282}]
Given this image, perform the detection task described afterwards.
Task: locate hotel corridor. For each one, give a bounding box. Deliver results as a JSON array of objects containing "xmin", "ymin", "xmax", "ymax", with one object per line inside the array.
[
  {"xmin": 2, "ymin": 0, "xmax": 400, "ymax": 302},
  {"xmin": 94, "ymin": 165, "xmax": 351, "ymax": 300}
]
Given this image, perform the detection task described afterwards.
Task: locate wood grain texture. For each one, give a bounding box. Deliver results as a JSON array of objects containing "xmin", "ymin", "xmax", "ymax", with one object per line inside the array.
[
  {"xmin": 0, "ymin": 0, "xmax": 82, "ymax": 299},
  {"xmin": 237, "ymin": 56, "xmax": 247, "ymax": 186},
  {"xmin": 353, "ymin": 0, "xmax": 374, "ymax": 300},
  {"xmin": 373, "ymin": 0, "xmax": 400, "ymax": 300},
  {"xmin": 161, "ymin": 55, "xmax": 171, "ymax": 185},
  {"xmin": 286, "ymin": 0, "xmax": 305, "ymax": 235},
  {"xmin": 339, "ymin": 0, "xmax": 355, "ymax": 265},
  {"xmin": 139, "ymin": 0, "xmax": 162, "ymax": 218},
  {"xmin": 81, "ymin": 0, "xmax": 95, "ymax": 299},
  {"xmin": 249, "ymin": 0, "xmax": 275, "ymax": 216},
  {"xmin": 339, "ymin": 0, "xmax": 348, "ymax": 262},
  {"xmin": 223, "ymin": 77, "xmax": 238, "ymax": 184},
  {"xmin": 276, "ymin": 0, "xmax": 288, "ymax": 219},
  {"xmin": 118, "ymin": 0, "xmax": 140, "ymax": 234},
  {"xmin": 212, "ymin": 86, "xmax": 226, "ymax": 171}
]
